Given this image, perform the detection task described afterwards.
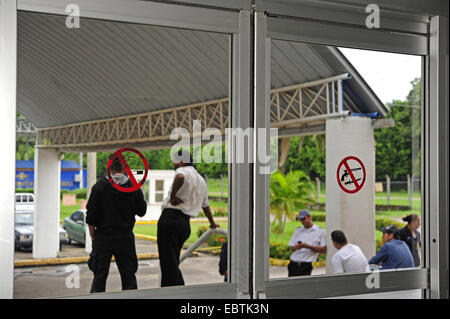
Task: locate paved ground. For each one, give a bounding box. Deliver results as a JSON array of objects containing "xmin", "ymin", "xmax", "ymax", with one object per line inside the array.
[
  {"xmin": 14, "ymin": 240, "xmax": 326, "ymax": 299},
  {"xmin": 14, "ymin": 255, "xmax": 219, "ymax": 298},
  {"xmin": 14, "ymin": 238, "xmax": 159, "ymax": 261}
]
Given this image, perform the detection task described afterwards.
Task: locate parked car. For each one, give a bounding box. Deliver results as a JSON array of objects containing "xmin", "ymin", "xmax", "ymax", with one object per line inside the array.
[
  {"xmin": 63, "ymin": 209, "xmax": 87, "ymax": 245},
  {"xmin": 14, "ymin": 210, "xmax": 69, "ymax": 251},
  {"xmin": 15, "ymin": 193, "xmax": 35, "ymax": 212}
]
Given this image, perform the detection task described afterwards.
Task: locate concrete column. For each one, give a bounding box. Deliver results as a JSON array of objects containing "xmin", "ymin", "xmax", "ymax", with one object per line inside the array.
[
  {"xmin": 85, "ymin": 152, "xmax": 96, "ymax": 253},
  {"xmin": 325, "ymin": 117, "xmax": 375, "ymax": 273},
  {"xmin": 33, "ymin": 148, "xmax": 61, "ymax": 259},
  {"xmin": 79, "ymin": 152, "xmax": 83, "ymax": 189},
  {"xmin": 0, "ymin": 0, "xmax": 17, "ymax": 299}
]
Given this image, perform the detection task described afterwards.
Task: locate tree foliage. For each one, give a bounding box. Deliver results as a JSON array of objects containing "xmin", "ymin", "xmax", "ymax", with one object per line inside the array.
[
  {"xmin": 283, "ymin": 135, "xmax": 326, "ymax": 180},
  {"xmin": 270, "ymin": 170, "xmax": 314, "ymax": 234},
  {"xmin": 374, "ymin": 78, "xmax": 421, "ymax": 180}
]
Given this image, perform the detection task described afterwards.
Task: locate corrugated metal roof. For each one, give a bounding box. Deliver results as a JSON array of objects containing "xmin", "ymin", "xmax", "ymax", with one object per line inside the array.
[
  {"xmin": 271, "ymin": 40, "xmax": 387, "ymax": 116},
  {"xmin": 17, "ymin": 11, "xmax": 386, "ymax": 129}
]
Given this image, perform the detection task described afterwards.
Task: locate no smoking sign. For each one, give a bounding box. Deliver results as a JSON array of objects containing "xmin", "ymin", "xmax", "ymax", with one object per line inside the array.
[
  {"xmin": 336, "ymin": 156, "xmax": 366, "ymax": 194},
  {"xmin": 107, "ymin": 147, "xmax": 148, "ymax": 193}
]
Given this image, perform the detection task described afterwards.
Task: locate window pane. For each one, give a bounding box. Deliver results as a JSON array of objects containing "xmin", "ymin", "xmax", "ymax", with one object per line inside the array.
[
  {"xmin": 155, "ymin": 180, "xmax": 164, "ymax": 192},
  {"xmin": 155, "ymin": 193, "xmax": 164, "ymax": 203},
  {"xmin": 14, "ymin": 11, "xmax": 232, "ymax": 298},
  {"xmin": 268, "ymin": 40, "xmax": 423, "ymax": 280}
]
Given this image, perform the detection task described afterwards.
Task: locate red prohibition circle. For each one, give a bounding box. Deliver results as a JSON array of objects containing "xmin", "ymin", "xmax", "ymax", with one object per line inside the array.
[
  {"xmin": 107, "ymin": 147, "xmax": 148, "ymax": 193},
  {"xmin": 336, "ymin": 156, "xmax": 366, "ymax": 194}
]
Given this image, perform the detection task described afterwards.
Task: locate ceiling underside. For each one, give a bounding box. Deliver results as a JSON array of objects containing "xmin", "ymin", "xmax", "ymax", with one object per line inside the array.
[{"xmin": 17, "ymin": 11, "xmax": 386, "ymax": 130}]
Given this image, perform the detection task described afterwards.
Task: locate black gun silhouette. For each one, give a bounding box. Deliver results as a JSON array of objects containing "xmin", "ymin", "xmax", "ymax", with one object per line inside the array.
[{"xmin": 341, "ymin": 167, "xmax": 362, "ymax": 185}]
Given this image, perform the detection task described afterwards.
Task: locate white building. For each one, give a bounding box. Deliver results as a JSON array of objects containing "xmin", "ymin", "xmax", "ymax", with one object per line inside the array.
[{"xmin": 138, "ymin": 170, "xmax": 175, "ymax": 222}]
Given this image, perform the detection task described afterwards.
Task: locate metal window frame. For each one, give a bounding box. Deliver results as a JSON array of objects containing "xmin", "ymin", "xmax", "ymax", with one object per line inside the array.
[
  {"xmin": 9, "ymin": 0, "xmax": 448, "ymax": 299},
  {"xmin": 259, "ymin": 0, "xmax": 431, "ymax": 56},
  {"xmin": 257, "ymin": 0, "xmax": 436, "ymax": 34},
  {"xmin": 253, "ymin": 11, "xmax": 271, "ymax": 298},
  {"xmin": 0, "ymin": 0, "xmax": 18, "ymax": 300},
  {"xmin": 266, "ymin": 17, "xmax": 428, "ymax": 56},
  {"xmin": 424, "ymin": 15, "xmax": 449, "ymax": 299},
  {"xmin": 18, "ymin": 0, "xmax": 239, "ymax": 34},
  {"xmin": 228, "ymin": 10, "xmax": 252, "ymax": 298},
  {"xmin": 254, "ymin": 8, "xmax": 441, "ymax": 298},
  {"xmin": 14, "ymin": 0, "xmax": 252, "ymax": 299}
]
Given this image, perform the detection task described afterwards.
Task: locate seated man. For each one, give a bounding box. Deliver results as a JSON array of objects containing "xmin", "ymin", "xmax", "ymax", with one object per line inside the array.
[
  {"xmin": 368, "ymin": 225, "xmax": 414, "ymax": 270},
  {"xmin": 330, "ymin": 230, "xmax": 368, "ymax": 273}
]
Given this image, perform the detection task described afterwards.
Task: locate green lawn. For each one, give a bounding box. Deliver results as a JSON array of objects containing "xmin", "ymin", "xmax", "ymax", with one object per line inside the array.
[
  {"xmin": 268, "ymin": 220, "xmax": 382, "ymax": 244},
  {"xmin": 132, "ymin": 219, "xmax": 383, "ymax": 248},
  {"xmin": 207, "ymin": 177, "xmax": 229, "ymax": 197},
  {"xmin": 209, "ymin": 200, "xmax": 228, "ymax": 209},
  {"xmin": 133, "ymin": 222, "xmax": 228, "ymax": 246},
  {"xmin": 60, "ymin": 202, "xmax": 81, "ymax": 221}
]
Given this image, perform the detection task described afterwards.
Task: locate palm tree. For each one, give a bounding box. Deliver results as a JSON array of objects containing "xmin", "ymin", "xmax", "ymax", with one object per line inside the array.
[{"xmin": 270, "ymin": 170, "xmax": 315, "ymax": 234}]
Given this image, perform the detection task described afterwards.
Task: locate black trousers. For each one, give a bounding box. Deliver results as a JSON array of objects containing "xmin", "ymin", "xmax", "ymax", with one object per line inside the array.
[
  {"xmin": 88, "ymin": 231, "xmax": 138, "ymax": 293},
  {"xmin": 288, "ymin": 261, "xmax": 313, "ymax": 277},
  {"xmin": 157, "ymin": 208, "xmax": 191, "ymax": 287}
]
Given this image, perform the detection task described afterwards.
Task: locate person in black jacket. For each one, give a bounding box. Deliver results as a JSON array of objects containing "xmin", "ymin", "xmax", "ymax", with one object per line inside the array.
[
  {"xmin": 86, "ymin": 156, "xmax": 147, "ymax": 293},
  {"xmin": 218, "ymin": 241, "xmax": 228, "ymax": 282},
  {"xmin": 399, "ymin": 214, "xmax": 421, "ymax": 267}
]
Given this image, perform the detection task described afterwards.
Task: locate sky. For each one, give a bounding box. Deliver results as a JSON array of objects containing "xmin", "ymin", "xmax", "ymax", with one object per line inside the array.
[{"xmin": 339, "ymin": 47, "xmax": 422, "ymax": 104}]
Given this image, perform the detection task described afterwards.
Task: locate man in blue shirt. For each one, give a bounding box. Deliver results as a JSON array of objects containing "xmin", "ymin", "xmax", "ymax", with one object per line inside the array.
[{"xmin": 368, "ymin": 225, "xmax": 414, "ymax": 270}]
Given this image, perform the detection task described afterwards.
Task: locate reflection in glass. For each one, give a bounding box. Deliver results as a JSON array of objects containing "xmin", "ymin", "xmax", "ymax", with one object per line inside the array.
[
  {"xmin": 268, "ymin": 42, "xmax": 422, "ymax": 279},
  {"xmin": 14, "ymin": 10, "xmax": 231, "ymax": 298}
]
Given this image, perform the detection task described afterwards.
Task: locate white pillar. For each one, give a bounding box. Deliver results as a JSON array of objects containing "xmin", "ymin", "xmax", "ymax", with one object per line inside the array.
[
  {"xmin": 0, "ymin": 0, "xmax": 17, "ymax": 299},
  {"xmin": 33, "ymin": 148, "xmax": 61, "ymax": 259},
  {"xmin": 85, "ymin": 152, "xmax": 96, "ymax": 253},
  {"xmin": 79, "ymin": 152, "xmax": 83, "ymax": 189},
  {"xmin": 325, "ymin": 117, "xmax": 375, "ymax": 273}
]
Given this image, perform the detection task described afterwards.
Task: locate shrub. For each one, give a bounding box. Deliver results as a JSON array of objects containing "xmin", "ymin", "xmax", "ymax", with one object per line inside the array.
[
  {"xmin": 197, "ymin": 226, "xmax": 209, "ymax": 238},
  {"xmin": 60, "ymin": 189, "xmax": 70, "ymax": 200},
  {"xmin": 375, "ymin": 218, "xmax": 405, "ymax": 230},
  {"xmin": 196, "ymin": 226, "xmax": 227, "ymax": 247},
  {"xmin": 376, "ymin": 237, "xmax": 383, "ymax": 251},
  {"xmin": 198, "ymin": 216, "xmax": 401, "ymax": 255},
  {"xmin": 269, "ymin": 241, "xmax": 291, "ymax": 260},
  {"xmin": 268, "ymin": 241, "xmax": 326, "ymax": 262},
  {"xmin": 15, "ymin": 188, "xmax": 34, "ymax": 194},
  {"xmin": 71, "ymin": 188, "xmax": 87, "ymax": 199},
  {"xmin": 207, "ymin": 232, "xmax": 227, "ymax": 247},
  {"xmin": 198, "ymin": 207, "xmax": 228, "ymax": 218},
  {"xmin": 311, "ymin": 213, "xmax": 326, "ymax": 222}
]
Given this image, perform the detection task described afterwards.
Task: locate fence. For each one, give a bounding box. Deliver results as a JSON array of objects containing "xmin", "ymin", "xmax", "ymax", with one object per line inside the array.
[
  {"xmin": 205, "ymin": 175, "xmax": 421, "ymax": 208},
  {"xmin": 312, "ymin": 175, "xmax": 421, "ymax": 208}
]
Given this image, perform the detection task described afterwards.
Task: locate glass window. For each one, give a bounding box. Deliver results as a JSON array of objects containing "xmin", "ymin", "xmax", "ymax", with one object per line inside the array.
[
  {"xmin": 267, "ymin": 40, "xmax": 423, "ymax": 280},
  {"xmin": 155, "ymin": 180, "xmax": 164, "ymax": 203},
  {"xmin": 76, "ymin": 212, "xmax": 85, "ymax": 223},
  {"xmin": 14, "ymin": 11, "xmax": 232, "ymax": 298},
  {"xmin": 15, "ymin": 213, "xmax": 34, "ymax": 225},
  {"xmin": 70, "ymin": 211, "xmax": 81, "ymax": 221}
]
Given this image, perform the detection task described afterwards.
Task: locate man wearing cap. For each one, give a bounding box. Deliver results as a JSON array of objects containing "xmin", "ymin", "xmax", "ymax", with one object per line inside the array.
[
  {"xmin": 368, "ymin": 225, "xmax": 414, "ymax": 269},
  {"xmin": 287, "ymin": 209, "xmax": 327, "ymax": 277}
]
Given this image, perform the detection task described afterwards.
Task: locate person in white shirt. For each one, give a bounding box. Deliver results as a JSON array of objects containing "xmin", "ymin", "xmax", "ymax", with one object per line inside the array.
[
  {"xmin": 157, "ymin": 149, "xmax": 220, "ymax": 287},
  {"xmin": 330, "ymin": 230, "xmax": 368, "ymax": 273},
  {"xmin": 288, "ymin": 209, "xmax": 327, "ymax": 277}
]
